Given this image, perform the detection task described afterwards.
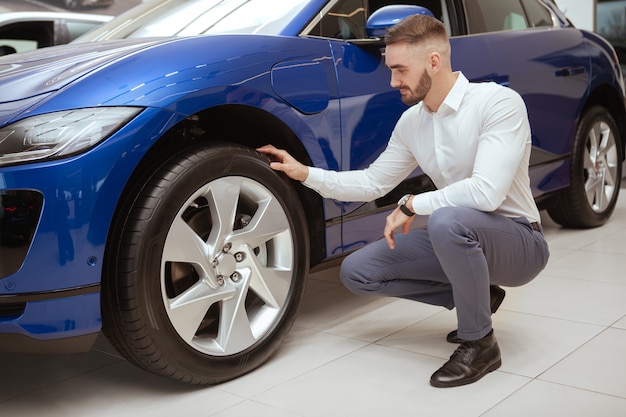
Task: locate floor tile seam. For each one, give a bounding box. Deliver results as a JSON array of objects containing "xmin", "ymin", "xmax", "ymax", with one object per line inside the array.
[
  {"xmin": 486, "ymin": 327, "xmax": 607, "ymax": 381},
  {"xmin": 532, "ymin": 326, "xmax": 614, "ymax": 381},
  {"xmin": 533, "ymin": 377, "xmax": 626, "ymax": 401},
  {"xmin": 370, "ymin": 338, "xmax": 453, "ymax": 362},
  {"xmin": 609, "ymin": 314, "xmax": 626, "ymax": 329},
  {"xmin": 218, "ymin": 398, "xmax": 309, "ymax": 417},
  {"xmin": 205, "ymin": 397, "xmax": 249, "ymax": 417},
  {"xmin": 244, "ymin": 343, "xmax": 381, "ymax": 402},
  {"xmin": 497, "ymin": 308, "xmax": 616, "ymax": 328},
  {"xmin": 367, "ymin": 308, "xmax": 450, "ymax": 344},
  {"xmin": 90, "ymin": 346, "xmax": 126, "ymax": 360},
  {"xmin": 295, "ymin": 306, "xmax": 446, "ymax": 343},
  {"xmin": 533, "ymin": 270, "xmax": 626, "ymax": 288},
  {"xmin": 546, "ymin": 243, "xmax": 626, "ymax": 254},
  {"xmin": 0, "ymin": 360, "xmax": 123, "ymax": 404},
  {"xmin": 478, "ymin": 377, "xmax": 533, "ymax": 416}
]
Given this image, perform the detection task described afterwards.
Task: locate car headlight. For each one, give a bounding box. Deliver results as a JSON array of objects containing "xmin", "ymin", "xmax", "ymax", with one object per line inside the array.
[{"xmin": 0, "ymin": 107, "xmax": 142, "ymax": 167}]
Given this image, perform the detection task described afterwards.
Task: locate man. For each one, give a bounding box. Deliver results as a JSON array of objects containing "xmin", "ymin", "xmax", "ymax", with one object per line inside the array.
[{"xmin": 258, "ymin": 14, "xmax": 549, "ymax": 388}]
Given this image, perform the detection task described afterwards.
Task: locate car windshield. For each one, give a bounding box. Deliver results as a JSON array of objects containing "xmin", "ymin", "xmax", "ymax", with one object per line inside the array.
[{"xmin": 74, "ymin": 0, "xmax": 311, "ymax": 42}]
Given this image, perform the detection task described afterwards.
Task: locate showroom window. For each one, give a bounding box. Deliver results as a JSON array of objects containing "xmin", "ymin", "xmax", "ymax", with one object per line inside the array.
[{"xmin": 597, "ymin": 0, "xmax": 626, "ymax": 68}]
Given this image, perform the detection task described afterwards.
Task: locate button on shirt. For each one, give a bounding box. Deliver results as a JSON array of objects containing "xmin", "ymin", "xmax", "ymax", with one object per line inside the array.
[{"xmin": 304, "ymin": 72, "xmax": 540, "ymax": 223}]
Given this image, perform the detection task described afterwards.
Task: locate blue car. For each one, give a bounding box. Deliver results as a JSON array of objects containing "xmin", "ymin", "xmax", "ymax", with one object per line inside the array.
[{"xmin": 0, "ymin": 0, "xmax": 623, "ymax": 384}]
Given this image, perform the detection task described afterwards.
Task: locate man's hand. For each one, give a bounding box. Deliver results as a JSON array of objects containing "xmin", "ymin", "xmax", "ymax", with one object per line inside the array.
[
  {"xmin": 257, "ymin": 145, "xmax": 309, "ymax": 182},
  {"xmin": 384, "ymin": 207, "xmax": 416, "ymax": 249}
]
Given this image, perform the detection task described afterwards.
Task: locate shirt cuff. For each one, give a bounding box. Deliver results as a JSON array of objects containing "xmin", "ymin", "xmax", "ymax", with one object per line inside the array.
[
  {"xmin": 302, "ymin": 166, "xmax": 326, "ymax": 192},
  {"xmin": 410, "ymin": 192, "xmax": 433, "ymax": 216}
]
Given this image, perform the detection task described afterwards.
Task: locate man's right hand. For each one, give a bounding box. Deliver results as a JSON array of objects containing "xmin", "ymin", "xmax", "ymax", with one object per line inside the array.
[{"xmin": 257, "ymin": 145, "xmax": 309, "ymax": 182}]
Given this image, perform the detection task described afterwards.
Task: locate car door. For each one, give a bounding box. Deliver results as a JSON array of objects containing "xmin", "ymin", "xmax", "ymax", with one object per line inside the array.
[{"xmin": 455, "ymin": 0, "xmax": 591, "ymax": 195}]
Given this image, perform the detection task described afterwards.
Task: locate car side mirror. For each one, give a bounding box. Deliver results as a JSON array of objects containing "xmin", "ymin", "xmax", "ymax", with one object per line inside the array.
[
  {"xmin": 367, "ymin": 5, "xmax": 435, "ymax": 37},
  {"xmin": 350, "ymin": 5, "xmax": 434, "ymax": 47}
]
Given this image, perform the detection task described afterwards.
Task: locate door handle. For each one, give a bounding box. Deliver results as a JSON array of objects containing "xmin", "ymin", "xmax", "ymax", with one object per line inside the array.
[{"xmin": 556, "ymin": 67, "xmax": 586, "ymax": 77}]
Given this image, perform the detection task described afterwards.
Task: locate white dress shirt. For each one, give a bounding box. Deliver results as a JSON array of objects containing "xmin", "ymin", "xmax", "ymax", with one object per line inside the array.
[{"xmin": 304, "ymin": 72, "xmax": 540, "ymax": 223}]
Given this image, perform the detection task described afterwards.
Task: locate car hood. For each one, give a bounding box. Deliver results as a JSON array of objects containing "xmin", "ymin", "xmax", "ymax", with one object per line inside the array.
[{"xmin": 0, "ymin": 38, "xmax": 163, "ymax": 104}]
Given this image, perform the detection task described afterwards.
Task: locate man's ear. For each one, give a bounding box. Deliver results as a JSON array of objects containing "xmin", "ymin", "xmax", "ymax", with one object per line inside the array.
[{"xmin": 429, "ymin": 52, "xmax": 441, "ymax": 72}]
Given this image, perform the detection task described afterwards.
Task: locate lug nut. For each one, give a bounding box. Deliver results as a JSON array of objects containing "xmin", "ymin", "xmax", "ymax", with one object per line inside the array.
[
  {"xmin": 231, "ymin": 272, "xmax": 240, "ymax": 282},
  {"xmin": 235, "ymin": 252, "xmax": 245, "ymax": 262}
]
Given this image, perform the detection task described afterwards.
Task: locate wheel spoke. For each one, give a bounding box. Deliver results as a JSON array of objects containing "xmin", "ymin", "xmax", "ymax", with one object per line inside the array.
[
  {"xmin": 206, "ymin": 178, "xmax": 242, "ymax": 253},
  {"xmin": 217, "ymin": 271, "xmax": 256, "ymax": 352},
  {"xmin": 243, "ymin": 244, "xmax": 292, "ymax": 309},
  {"xmin": 584, "ymin": 120, "xmax": 618, "ymax": 212},
  {"xmin": 168, "ymin": 281, "xmax": 236, "ymax": 344},
  {"xmin": 163, "ymin": 215, "xmax": 209, "ymax": 265},
  {"xmin": 588, "ymin": 127, "xmax": 599, "ymax": 166},
  {"xmin": 231, "ymin": 195, "xmax": 290, "ymax": 249}
]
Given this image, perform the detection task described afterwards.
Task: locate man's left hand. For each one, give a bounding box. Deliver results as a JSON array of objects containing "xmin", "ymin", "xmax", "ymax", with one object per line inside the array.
[{"xmin": 384, "ymin": 208, "xmax": 416, "ymax": 249}]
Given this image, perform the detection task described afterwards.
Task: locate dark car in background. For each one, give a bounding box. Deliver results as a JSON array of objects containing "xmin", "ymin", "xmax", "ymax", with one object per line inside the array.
[
  {"xmin": 57, "ymin": 0, "xmax": 114, "ymax": 10},
  {"xmin": 0, "ymin": 0, "xmax": 623, "ymax": 385},
  {"xmin": 0, "ymin": 11, "xmax": 111, "ymax": 55}
]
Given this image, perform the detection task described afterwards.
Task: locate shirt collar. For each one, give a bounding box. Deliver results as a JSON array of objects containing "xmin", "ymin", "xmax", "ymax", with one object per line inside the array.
[{"xmin": 438, "ymin": 71, "xmax": 468, "ymax": 114}]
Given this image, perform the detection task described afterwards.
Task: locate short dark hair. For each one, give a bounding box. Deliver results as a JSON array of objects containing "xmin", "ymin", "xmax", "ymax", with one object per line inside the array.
[{"xmin": 385, "ymin": 14, "xmax": 447, "ymax": 46}]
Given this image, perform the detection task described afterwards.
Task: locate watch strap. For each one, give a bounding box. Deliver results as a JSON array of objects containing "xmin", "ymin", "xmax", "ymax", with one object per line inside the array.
[{"xmin": 399, "ymin": 203, "xmax": 415, "ymax": 217}]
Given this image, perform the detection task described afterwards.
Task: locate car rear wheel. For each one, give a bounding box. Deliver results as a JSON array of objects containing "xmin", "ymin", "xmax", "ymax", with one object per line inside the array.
[
  {"xmin": 102, "ymin": 143, "xmax": 309, "ymax": 384},
  {"xmin": 548, "ymin": 106, "xmax": 623, "ymax": 228}
]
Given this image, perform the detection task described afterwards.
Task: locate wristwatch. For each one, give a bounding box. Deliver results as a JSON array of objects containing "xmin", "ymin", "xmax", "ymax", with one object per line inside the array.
[{"xmin": 397, "ymin": 194, "xmax": 415, "ymax": 217}]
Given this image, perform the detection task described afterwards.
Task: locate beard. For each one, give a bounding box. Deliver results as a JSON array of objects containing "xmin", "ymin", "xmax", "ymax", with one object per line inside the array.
[{"xmin": 399, "ymin": 68, "xmax": 432, "ymax": 106}]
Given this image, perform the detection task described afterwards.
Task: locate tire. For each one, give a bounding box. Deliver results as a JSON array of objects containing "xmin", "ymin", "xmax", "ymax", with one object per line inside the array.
[
  {"xmin": 547, "ymin": 106, "xmax": 623, "ymax": 228},
  {"xmin": 102, "ymin": 143, "xmax": 309, "ymax": 384}
]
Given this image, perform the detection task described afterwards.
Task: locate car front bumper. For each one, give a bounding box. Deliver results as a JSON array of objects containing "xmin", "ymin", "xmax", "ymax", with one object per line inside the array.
[{"xmin": 0, "ymin": 287, "xmax": 101, "ymax": 353}]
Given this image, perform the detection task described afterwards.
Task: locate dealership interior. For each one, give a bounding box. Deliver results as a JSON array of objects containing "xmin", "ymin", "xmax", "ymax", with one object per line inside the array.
[{"xmin": 1, "ymin": 1, "xmax": 626, "ymax": 416}]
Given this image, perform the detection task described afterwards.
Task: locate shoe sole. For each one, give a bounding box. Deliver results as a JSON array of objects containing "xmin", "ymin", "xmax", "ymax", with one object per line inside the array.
[{"xmin": 430, "ymin": 359, "xmax": 502, "ymax": 388}]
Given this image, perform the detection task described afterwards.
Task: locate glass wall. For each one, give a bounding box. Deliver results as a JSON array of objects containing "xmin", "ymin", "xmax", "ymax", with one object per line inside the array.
[{"xmin": 597, "ymin": 0, "xmax": 626, "ymax": 66}]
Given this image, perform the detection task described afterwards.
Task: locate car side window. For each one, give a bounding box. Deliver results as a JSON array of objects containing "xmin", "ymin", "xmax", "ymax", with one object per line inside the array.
[
  {"xmin": 307, "ymin": 0, "xmax": 450, "ymax": 40},
  {"xmin": 309, "ymin": 0, "xmax": 368, "ymax": 39},
  {"xmin": 520, "ymin": 0, "xmax": 554, "ymax": 28},
  {"xmin": 465, "ymin": 0, "xmax": 559, "ymax": 34},
  {"xmin": 465, "ymin": 0, "xmax": 527, "ymax": 33}
]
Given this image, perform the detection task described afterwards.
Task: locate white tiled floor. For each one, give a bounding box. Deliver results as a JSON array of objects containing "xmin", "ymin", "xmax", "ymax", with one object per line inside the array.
[{"xmin": 2, "ymin": 188, "xmax": 626, "ymax": 417}]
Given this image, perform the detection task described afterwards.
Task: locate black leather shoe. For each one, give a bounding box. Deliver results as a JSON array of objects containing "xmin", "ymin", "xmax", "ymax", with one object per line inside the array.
[
  {"xmin": 431, "ymin": 330, "xmax": 501, "ymax": 388},
  {"xmin": 446, "ymin": 285, "xmax": 506, "ymax": 344}
]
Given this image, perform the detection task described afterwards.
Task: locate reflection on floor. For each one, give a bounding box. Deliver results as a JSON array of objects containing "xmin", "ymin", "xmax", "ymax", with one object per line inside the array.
[{"xmin": 1, "ymin": 186, "xmax": 626, "ymax": 416}]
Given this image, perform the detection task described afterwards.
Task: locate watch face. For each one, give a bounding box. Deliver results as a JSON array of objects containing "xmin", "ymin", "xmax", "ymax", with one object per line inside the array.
[{"xmin": 398, "ymin": 194, "xmax": 410, "ymax": 206}]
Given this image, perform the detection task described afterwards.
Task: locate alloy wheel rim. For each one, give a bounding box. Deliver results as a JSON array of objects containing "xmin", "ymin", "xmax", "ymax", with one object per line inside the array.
[
  {"xmin": 160, "ymin": 176, "xmax": 294, "ymax": 356},
  {"xmin": 583, "ymin": 120, "xmax": 619, "ymax": 213}
]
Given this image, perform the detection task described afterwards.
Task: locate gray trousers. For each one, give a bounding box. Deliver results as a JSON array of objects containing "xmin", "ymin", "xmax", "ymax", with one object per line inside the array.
[{"xmin": 340, "ymin": 206, "xmax": 550, "ymax": 341}]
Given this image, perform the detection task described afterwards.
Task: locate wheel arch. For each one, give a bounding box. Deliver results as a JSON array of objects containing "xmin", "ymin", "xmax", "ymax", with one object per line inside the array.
[{"xmin": 107, "ymin": 104, "xmax": 327, "ymax": 272}]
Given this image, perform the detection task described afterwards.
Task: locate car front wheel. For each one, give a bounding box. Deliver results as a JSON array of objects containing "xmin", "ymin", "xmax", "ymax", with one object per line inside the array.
[
  {"xmin": 547, "ymin": 106, "xmax": 623, "ymax": 228},
  {"xmin": 102, "ymin": 143, "xmax": 309, "ymax": 384}
]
